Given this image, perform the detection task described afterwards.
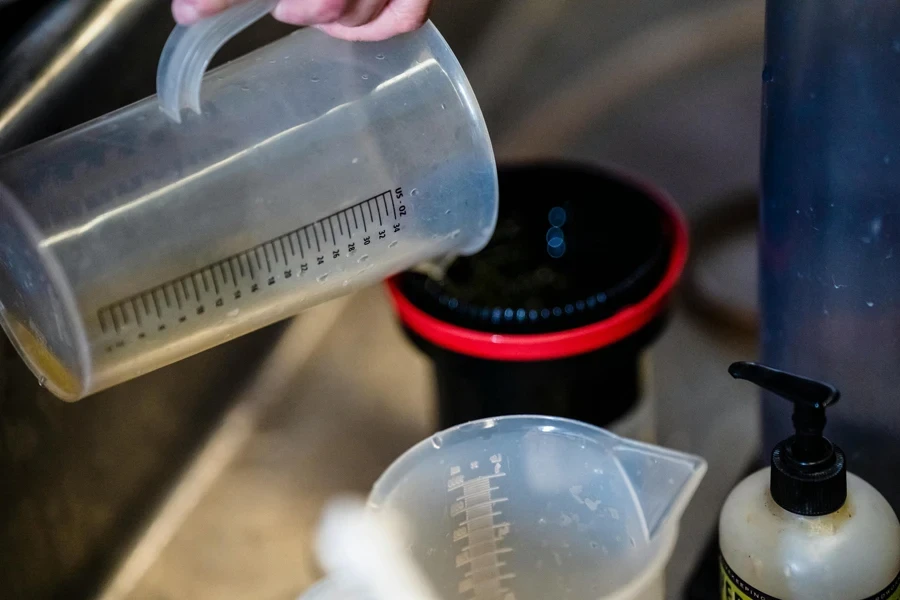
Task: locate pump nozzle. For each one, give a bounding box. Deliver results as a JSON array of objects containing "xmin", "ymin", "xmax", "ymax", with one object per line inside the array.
[
  {"xmin": 729, "ymin": 361, "xmax": 847, "ymax": 516},
  {"xmin": 729, "ymin": 361, "xmax": 839, "ymax": 461}
]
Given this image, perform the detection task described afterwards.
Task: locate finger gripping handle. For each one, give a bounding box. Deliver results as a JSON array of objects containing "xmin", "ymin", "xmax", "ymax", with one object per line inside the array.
[{"xmin": 157, "ymin": 0, "xmax": 279, "ymax": 123}]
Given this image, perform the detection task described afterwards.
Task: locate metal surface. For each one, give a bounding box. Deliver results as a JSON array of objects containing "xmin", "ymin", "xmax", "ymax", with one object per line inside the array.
[
  {"xmin": 496, "ymin": 0, "xmax": 763, "ymax": 159},
  {"xmin": 0, "ymin": 0, "xmax": 157, "ymax": 151},
  {"xmin": 97, "ymin": 298, "xmax": 353, "ymax": 600},
  {"xmin": 0, "ymin": 7, "xmax": 297, "ymax": 599},
  {"xmin": 0, "ymin": 324, "xmax": 287, "ymax": 599},
  {"xmin": 0, "ymin": 0, "xmax": 96, "ymax": 108}
]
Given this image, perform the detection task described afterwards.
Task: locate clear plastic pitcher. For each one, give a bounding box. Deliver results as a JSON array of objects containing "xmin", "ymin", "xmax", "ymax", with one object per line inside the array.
[
  {"xmin": 0, "ymin": 14, "xmax": 497, "ymax": 400},
  {"xmin": 361, "ymin": 416, "xmax": 706, "ymax": 600}
]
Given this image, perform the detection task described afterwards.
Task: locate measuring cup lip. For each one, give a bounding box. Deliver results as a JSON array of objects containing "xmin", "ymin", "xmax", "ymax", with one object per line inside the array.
[
  {"xmin": 0, "ymin": 184, "xmax": 90, "ymax": 401},
  {"xmin": 367, "ymin": 415, "xmax": 586, "ymax": 508},
  {"xmin": 385, "ymin": 165, "xmax": 688, "ymax": 361}
]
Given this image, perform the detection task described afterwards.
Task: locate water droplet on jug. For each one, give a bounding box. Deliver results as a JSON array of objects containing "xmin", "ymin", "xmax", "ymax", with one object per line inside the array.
[
  {"xmin": 269, "ymin": 59, "xmax": 276, "ymax": 64},
  {"xmin": 444, "ymin": 209, "xmax": 451, "ymax": 215},
  {"xmin": 342, "ymin": 280, "xmax": 350, "ymax": 287},
  {"xmin": 361, "ymin": 73, "xmax": 369, "ymax": 80},
  {"xmin": 227, "ymin": 309, "xmax": 240, "ymax": 318},
  {"xmin": 629, "ymin": 536, "xmax": 636, "ymax": 547},
  {"xmin": 375, "ymin": 53, "xmax": 385, "ymax": 60},
  {"xmin": 431, "ymin": 435, "xmax": 443, "ymax": 449},
  {"xmin": 317, "ymin": 273, "xmax": 329, "ymax": 283},
  {"xmin": 310, "ymin": 76, "xmax": 320, "ymax": 83},
  {"xmin": 357, "ymin": 254, "xmax": 370, "ymax": 263},
  {"xmin": 450, "ymin": 230, "xmax": 461, "ymax": 239},
  {"xmin": 389, "ymin": 240, "xmax": 399, "ymax": 248},
  {"xmin": 410, "ymin": 188, "xmax": 419, "ymax": 196},
  {"xmin": 241, "ymin": 85, "xmax": 250, "ymax": 91},
  {"xmin": 440, "ymin": 103, "xmax": 446, "ymax": 110},
  {"xmin": 38, "ymin": 376, "xmax": 47, "ymax": 387}
]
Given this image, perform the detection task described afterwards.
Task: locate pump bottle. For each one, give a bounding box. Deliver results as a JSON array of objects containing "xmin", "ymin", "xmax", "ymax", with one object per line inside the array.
[{"xmin": 719, "ymin": 362, "xmax": 900, "ymax": 600}]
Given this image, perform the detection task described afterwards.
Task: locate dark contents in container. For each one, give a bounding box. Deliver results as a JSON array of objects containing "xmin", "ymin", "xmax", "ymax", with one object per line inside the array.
[
  {"xmin": 391, "ymin": 163, "xmax": 683, "ymax": 432},
  {"xmin": 398, "ymin": 163, "xmax": 672, "ymax": 334}
]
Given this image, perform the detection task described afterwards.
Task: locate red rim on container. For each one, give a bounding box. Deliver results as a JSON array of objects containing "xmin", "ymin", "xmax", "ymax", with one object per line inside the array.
[{"xmin": 387, "ymin": 166, "xmax": 689, "ymax": 362}]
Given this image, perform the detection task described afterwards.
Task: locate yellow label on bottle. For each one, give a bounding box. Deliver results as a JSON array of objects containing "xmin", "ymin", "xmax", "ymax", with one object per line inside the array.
[{"xmin": 720, "ymin": 555, "xmax": 900, "ymax": 600}]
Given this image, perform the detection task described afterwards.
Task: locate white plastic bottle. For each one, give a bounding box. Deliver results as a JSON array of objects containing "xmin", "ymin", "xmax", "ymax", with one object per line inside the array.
[{"xmin": 720, "ymin": 362, "xmax": 900, "ymax": 600}]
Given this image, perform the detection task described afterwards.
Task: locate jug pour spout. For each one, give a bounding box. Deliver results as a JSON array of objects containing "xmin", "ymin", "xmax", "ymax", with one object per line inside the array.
[{"xmin": 612, "ymin": 440, "xmax": 707, "ymax": 539}]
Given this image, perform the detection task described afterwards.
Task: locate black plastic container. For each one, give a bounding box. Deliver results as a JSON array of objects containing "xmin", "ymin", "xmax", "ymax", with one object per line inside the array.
[{"xmin": 388, "ymin": 163, "xmax": 688, "ymax": 435}]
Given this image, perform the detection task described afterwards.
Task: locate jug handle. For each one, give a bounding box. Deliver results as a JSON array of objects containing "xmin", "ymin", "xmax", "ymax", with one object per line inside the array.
[{"xmin": 157, "ymin": 0, "xmax": 279, "ymax": 123}]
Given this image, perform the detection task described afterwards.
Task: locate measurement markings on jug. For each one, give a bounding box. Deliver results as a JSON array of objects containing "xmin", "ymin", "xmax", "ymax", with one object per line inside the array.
[
  {"xmin": 97, "ymin": 188, "xmax": 406, "ymax": 351},
  {"xmin": 450, "ymin": 454, "xmax": 516, "ymax": 600}
]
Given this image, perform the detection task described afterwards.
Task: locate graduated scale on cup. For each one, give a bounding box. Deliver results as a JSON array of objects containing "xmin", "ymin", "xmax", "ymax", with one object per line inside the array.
[{"xmin": 0, "ymin": 0, "xmax": 497, "ymax": 400}]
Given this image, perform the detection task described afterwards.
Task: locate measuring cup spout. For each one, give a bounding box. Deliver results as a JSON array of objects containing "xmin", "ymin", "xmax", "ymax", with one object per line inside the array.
[
  {"xmin": 365, "ymin": 417, "xmax": 706, "ymax": 600},
  {"xmin": 611, "ymin": 439, "xmax": 707, "ymax": 540}
]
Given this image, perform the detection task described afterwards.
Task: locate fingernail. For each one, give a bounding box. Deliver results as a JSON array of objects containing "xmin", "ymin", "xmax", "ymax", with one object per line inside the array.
[
  {"xmin": 272, "ymin": 1, "xmax": 314, "ymax": 25},
  {"xmin": 173, "ymin": 2, "xmax": 201, "ymax": 24},
  {"xmin": 271, "ymin": 2, "xmax": 292, "ymax": 23}
]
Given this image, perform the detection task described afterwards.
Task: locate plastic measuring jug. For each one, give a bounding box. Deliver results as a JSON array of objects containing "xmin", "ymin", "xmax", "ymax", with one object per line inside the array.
[
  {"xmin": 366, "ymin": 416, "xmax": 707, "ymax": 600},
  {"xmin": 0, "ymin": 7, "xmax": 497, "ymax": 400}
]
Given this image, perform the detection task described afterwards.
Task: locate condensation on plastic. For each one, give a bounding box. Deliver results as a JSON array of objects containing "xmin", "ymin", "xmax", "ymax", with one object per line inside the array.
[
  {"xmin": 0, "ymin": 19, "xmax": 497, "ymax": 401},
  {"xmin": 157, "ymin": 0, "xmax": 278, "ymax": 122}
]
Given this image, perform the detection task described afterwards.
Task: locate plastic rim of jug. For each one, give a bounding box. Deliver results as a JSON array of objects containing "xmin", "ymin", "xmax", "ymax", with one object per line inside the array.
[{"xmin": 0, "ymin": 185, "xmax": 89, "ymax": 400}]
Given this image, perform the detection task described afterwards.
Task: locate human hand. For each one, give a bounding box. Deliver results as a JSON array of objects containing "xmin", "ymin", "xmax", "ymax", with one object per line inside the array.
[{"xmin": 171, "ymin": 0, "xmax": 432, "ymax": 41}]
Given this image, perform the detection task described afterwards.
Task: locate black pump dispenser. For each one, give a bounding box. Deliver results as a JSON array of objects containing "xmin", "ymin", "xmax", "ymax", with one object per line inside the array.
[{"xmin": 729, "ymin": 361, "xmax": 847, "ymax": 516}]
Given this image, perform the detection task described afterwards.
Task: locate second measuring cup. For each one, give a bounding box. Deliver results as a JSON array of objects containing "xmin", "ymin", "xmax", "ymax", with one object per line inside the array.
[
  {"xmin": 369, "ymin": 416, "xmax": 707, "ymax": 600},
  {"xmin": 0, "ymin": 20, "xmax": 497, "ymax": 400}
]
